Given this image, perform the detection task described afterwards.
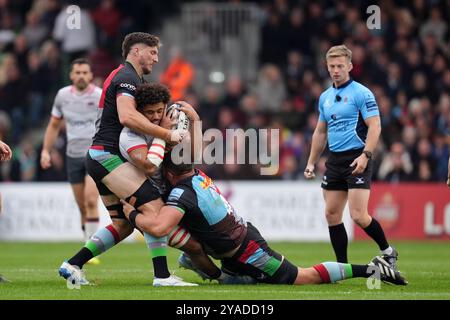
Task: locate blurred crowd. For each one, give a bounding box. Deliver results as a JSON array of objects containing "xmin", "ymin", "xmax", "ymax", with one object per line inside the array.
[{"xmin": 0, "ymin": 0, "xmax": 449, "ymax": 182}]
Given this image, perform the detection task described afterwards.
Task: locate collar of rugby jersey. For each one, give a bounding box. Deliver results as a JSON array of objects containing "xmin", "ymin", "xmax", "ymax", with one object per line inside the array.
[
  {"xmin": 125, "ymin": 61, "xmax": 144, "ymax": 82},
  {"xmin": 333, "ymin": 77, "xmax": 353, "ymax": 89}
]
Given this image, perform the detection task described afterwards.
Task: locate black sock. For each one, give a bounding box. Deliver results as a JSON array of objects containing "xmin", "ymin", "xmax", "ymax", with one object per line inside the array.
[
  {"xmin": 68, "ymin": 248, "xmax": 93, "ymax": 269},
  {"xmin": 153, "ymin": 256, "xmax": 171, "ymax": 278},
  {"xmin": 351, "ymin": 264, "xmax": 370, "ymax": 278},
  {"xmin": 329, "ymin": 223, "xmax": 348, "ymax": 263},
  {"xmin": 363, "ymin": 218, "xmax": 389, "ymax": 251}
]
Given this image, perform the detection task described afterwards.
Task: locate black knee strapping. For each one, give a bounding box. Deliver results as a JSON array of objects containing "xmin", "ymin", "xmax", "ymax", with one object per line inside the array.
[
  {"xmin": 106, "ymin": 204, "xmax": 126, "ymax": 220},
  {"xmin": 125, "ymin": 180, "xmax": 160, "ymax": 209}
]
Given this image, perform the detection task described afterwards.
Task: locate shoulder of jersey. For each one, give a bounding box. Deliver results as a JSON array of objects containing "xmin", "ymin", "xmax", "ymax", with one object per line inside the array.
[
  {"xmin": 94, "ymin": 86, "xmax": 103, "ymax": 95},
  {"xmin": 58, "ymin": 85, "xmax": 73, "ymax": 95},
  {"xmin": 351, "ymin": 80, "xmax": 368, "ymax": 91},
  {"xmin": 319, "ymin": 87, "xmax": 333, "ymax": 100},
  {"xmin": 114, "ymin": 66, "xmax": 140, "ymax": 87}
]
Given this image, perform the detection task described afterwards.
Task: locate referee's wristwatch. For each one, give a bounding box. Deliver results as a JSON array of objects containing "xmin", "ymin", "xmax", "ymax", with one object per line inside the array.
[{"xmin": 362, "ymin": 150, "xmax": 373, "ymax": 159}]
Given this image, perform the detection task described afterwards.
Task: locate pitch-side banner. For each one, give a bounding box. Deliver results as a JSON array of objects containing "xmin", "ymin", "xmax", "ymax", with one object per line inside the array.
[
  {"xmin": 0, "ymin": 182, "xmax": 353, "ymax": 241},
  {"xmin": 354, "ymin": 183, "xmax": 450, "ymax": 240},
  {"xmin": 214, "ymin": 181, "xmax": 354, "ymax": 241},
  {"xmin": 0, "ymin": 183, "xmax": 141, "ymax": 241}
]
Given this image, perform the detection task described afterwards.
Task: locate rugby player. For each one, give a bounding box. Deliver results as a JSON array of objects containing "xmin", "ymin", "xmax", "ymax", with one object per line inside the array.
[{"xmin": 41, "ymin": 59, "xmax": 101, "ymax": 265}]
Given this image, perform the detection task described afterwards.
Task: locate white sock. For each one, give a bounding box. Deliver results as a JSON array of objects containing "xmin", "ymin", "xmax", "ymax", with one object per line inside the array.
[
  {"xmin": 85, "ymin": 220, "xmax": 99, "ymax": 242},
  {"xmin": 381, "ymin": 246, "xmax": 393, "ymax": 255}
]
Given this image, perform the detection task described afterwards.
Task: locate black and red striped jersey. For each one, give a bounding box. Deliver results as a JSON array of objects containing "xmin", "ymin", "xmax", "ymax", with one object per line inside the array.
[{"xmin": 93, "ymin": 61, "xmax": 145, "ymax": 152}]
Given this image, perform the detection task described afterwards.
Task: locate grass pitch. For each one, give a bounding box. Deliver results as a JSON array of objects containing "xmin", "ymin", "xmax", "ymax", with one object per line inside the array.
[{"xmin": 0, "ymin": 241, "xmax": 449, "ymax": 300}]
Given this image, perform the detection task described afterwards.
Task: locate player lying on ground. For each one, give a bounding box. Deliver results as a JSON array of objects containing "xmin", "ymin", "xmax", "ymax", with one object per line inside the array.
[{"xmin": 121, "ymin": 155, "xmax": 407, "ymax": 286}]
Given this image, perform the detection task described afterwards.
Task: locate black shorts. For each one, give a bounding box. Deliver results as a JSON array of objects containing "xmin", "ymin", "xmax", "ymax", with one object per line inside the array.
[
  {"xmin": 221, "ymin": 223, "xmax": 298, "ymax": 284},
  {"xmin": 66, "ymin": 156, "xmax": 87, "ymax": 184},
  {"xmin": 321, "ymin": 148, "xmax": 372, "ymax": 191},
  {"xmin": 85, "ymin": 145, "xmax": 126, "ymax": 196}
]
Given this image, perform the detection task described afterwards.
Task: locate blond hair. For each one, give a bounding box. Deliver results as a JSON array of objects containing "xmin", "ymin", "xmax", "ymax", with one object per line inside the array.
[{"xmin": 326, "ymin": 45, "xmax": 352, "ymax": 61}]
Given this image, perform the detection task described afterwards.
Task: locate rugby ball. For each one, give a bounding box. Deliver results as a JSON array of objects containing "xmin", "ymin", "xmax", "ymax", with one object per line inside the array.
[{"xmin": 166, "ymin": 103, "xmax": 190, "ymax": 133}]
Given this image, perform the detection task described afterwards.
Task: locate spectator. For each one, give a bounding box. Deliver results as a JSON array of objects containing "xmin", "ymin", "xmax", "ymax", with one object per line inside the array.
[
  {"xmin": 378, "ymin": 142, "xmax": 413, "ymax": 182},
  {"xmin": 160, "ymin": 46, "xmax": 195, "ymax": 101},
  {"xmin": 22, "ymin": 10, "xmax": 48, "ymax": 49},
  {"xmin": 419, "ymin": 6, "xmax": 447, "ymax": 47},
  {"xmin": 53, "ymin": 4, "xmax": 96, "ymax": 62},
  {"xmin": 253, "ymin": 64, "xmax": 286, "ymax": 113}
]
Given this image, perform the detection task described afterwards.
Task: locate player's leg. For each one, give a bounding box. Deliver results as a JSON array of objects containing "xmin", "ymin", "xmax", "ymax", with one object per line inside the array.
[
  {"xmin": 103, "ymin": 163, "xmax": 193, "ymax": 283},
  {"xmin": 66, "ymin": 193, "xmax": 134, "ymax": 270},
  {"xmin": 322, "ymin": 152, "xmax": 351, "ymax": 263},
  {"xmin": 135, "ymin": 198, "xmax": 171, "ymax": 279},
  {"xmin": 348, "ymin": 188, "xmax": 398, "ymax": 268},
  {"xmin": 323, "ymin": 189, "xmax": 348, "ymax": 262},
  {"xmin": 67, "ymin": 156, "xmax": 90, "ymax": 238},
  {"xmin": 220, "ymin": 223, "xmax": 292, "ymax": 284},
  {"xmin": 70, "ymin": 182, "xmax": 87, "ymax": 236},
  {"xmin": 83, "ymin": 175, "xmax": 100, "ymax": 243},
  {"xmin": 295, "ymin": 257, "xmax": 407, "ymax": 285},
  {"xmin": 69, "ymin": 176, "xmax": 101, "ymax": 265},
  {"xmin": 84, "ymin": 149, "xmax": 194, "ymax": 285},
  {"xmin": 168, "ymin": 226, "xmax": 222, "ymax": 280},
  {"xmin": 60, "ymin": 153, "xmax": 134, "ymax": 280}
]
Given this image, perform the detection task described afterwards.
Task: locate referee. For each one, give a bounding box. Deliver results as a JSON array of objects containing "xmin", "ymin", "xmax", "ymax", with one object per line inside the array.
[{"xmin": 304, "ymin": 45, "xmax": 398, "ymax": 269}]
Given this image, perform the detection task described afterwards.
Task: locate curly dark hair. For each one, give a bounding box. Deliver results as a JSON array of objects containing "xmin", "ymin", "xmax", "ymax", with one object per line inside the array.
[
  {"xmin": 122, "ymin": 32, "xmax": 160, "ymax": 58},
  {"xmin": 135, "ymin": 83, "xmax": 171, "ymax": 110}
]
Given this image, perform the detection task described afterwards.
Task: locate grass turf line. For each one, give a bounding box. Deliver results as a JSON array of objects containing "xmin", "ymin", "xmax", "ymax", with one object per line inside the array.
[{"xmin": 0, "ymin": 241, "xmax": 449, "ymax": 300}]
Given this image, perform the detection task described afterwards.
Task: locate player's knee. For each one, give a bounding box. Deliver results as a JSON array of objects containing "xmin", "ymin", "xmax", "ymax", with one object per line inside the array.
[
  {"xmin": 111, "ymin": 220, "xmax": 134, "ymax": 238},
  {"xmin": 325, "ymin": 210, "xmax": 340, "ymax": 224},
  {"xmin": 296, "ymin": 267, "xmax": 322, "ymax": 285},
  {"xmin": 351, "ymin": 212, "xmax": 369, "ymax": 227},
  {"xmin": 181, "ymin": 237, "xmax": 203, "ymax": 255},
  {"xmin": 84, "ymin": 197, "xmax": 98, "ymax": 212}
]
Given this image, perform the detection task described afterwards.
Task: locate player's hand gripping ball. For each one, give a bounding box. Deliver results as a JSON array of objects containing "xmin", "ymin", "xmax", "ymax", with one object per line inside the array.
[{"xmin": 166, "ymin": 103, "xmax": 190, "ymax": 133}]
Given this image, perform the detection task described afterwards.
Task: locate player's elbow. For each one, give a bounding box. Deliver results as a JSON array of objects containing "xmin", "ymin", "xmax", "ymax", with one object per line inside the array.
[
  {"xmin": 153, "ymin": 226, "xmax": 170, "ymax": 238},
  {"xmin": 370, "ymin": 121, "xmax": 382, "ymax": 136},
  {"xmin": 141, "ymin": 223, "xmax": 169, "ymax": 238},
  {"xmin": 119, "ymin": 113, "xmax": 132, "ymax": 126}
]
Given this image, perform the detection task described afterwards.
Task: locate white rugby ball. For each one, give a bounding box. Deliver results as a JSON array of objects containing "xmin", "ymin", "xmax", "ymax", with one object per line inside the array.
[{"xmin": 166, "ymin": 103, "xmax": 190, "ymax": 132}]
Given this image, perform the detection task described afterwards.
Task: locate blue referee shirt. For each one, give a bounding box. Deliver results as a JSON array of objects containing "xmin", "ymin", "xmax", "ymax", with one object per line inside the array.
[{"xmin": 318, "ymin": 79, "xmax": 380, "ymax": 152}]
